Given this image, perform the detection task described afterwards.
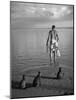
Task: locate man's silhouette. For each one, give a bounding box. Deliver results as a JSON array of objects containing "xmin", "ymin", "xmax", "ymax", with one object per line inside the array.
[{"xmin": 46, "ymin": 25, "xmax": 60, "ymax": 64}]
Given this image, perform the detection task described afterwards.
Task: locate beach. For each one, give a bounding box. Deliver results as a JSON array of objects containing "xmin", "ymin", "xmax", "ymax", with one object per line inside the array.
[
  {"xmin": 10, "ymin": 2, "xmax": 74, "ymax": 98},
  {"xmin": 11, "ymin": 63, "xmax": 74, "ymax": 98},
  {"xmin": 11, "ymin": 28, "xmax": 74, "ymax": 98}
]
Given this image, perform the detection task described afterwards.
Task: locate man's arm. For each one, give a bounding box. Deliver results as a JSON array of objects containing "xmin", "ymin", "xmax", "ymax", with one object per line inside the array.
[
  {"xmin": 56, "ymin": 32, "xmax": 59, "ymax": 42},
  {"xmin": 46, "ymin": 32, "xmax": 50, "ymax": 46}
]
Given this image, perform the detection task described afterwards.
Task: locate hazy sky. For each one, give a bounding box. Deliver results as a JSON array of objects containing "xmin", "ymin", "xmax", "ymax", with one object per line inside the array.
[{"xmin": 11, "ymin": 1, "xmax": 73, "ymax": 28}]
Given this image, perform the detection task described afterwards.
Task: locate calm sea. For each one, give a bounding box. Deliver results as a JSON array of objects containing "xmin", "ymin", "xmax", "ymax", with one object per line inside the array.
[{"xmin": 11, "ymin": 28, "xmax": 73, "ymax": 80}]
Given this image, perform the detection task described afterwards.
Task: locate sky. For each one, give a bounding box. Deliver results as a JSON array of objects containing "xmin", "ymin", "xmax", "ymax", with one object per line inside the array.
[{"xmin": 11, "ymin": 1, "xmax": 73, "ymax": 29}]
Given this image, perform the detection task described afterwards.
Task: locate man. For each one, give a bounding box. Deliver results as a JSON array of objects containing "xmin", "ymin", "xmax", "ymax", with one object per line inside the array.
[{"xmin": 46, "ymin": 25, "xmax": 60, "ymax": 64}]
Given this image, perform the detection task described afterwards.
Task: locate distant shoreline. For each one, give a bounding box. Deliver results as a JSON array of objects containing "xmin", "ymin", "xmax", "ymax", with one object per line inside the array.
[{"xmin": 15, "ymin": 27, "xmax": 73, "ymax": 29}]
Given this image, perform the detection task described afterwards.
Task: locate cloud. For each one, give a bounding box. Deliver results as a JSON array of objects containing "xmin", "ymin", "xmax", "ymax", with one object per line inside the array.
[
  {"xmin": 10, "ymin": 1, "xmax": 73, "ymax": 28},
  {"xmin": 11, "ymin": 2, "xmax": 73, "ymax": 19}
]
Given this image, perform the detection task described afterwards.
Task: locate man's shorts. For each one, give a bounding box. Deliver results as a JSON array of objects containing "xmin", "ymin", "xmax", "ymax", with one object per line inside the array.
[{"xmin": 48, "ymin": 39, "xmax": 61, "ymax": 57}]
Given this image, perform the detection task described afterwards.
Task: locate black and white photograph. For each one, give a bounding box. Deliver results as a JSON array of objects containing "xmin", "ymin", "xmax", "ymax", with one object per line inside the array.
[{"xmin": 10, "ymin": 1, "xmax": 74, "ymax": 99}]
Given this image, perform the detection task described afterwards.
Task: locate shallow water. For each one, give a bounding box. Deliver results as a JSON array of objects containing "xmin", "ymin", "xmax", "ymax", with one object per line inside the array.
[{"xmin": 11, "ymin": 28, "xmax": 73, "ymax": 80}]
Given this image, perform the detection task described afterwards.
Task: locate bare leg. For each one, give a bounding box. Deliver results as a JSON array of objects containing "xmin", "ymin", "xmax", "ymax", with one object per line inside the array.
[
  {"xmin": 49, "ymin": 48, "xmax": 52, "ymax": 65},
  {"xmin": 49, "ymin": 54, "xmax": 51, "ymax": 65},
  {"xmin": 54, "ymin": 51, "xmax": 55, "ymax": 63},
  {"xmin": 53, "ymin": 51, "xmax": 55, "ymax": 64}
]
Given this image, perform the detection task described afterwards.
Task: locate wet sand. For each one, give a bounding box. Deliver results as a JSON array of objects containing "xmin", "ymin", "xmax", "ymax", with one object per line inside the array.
[{"xmin": 11, "ymin": 63, "xmax": 74, "ymax": 98}]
